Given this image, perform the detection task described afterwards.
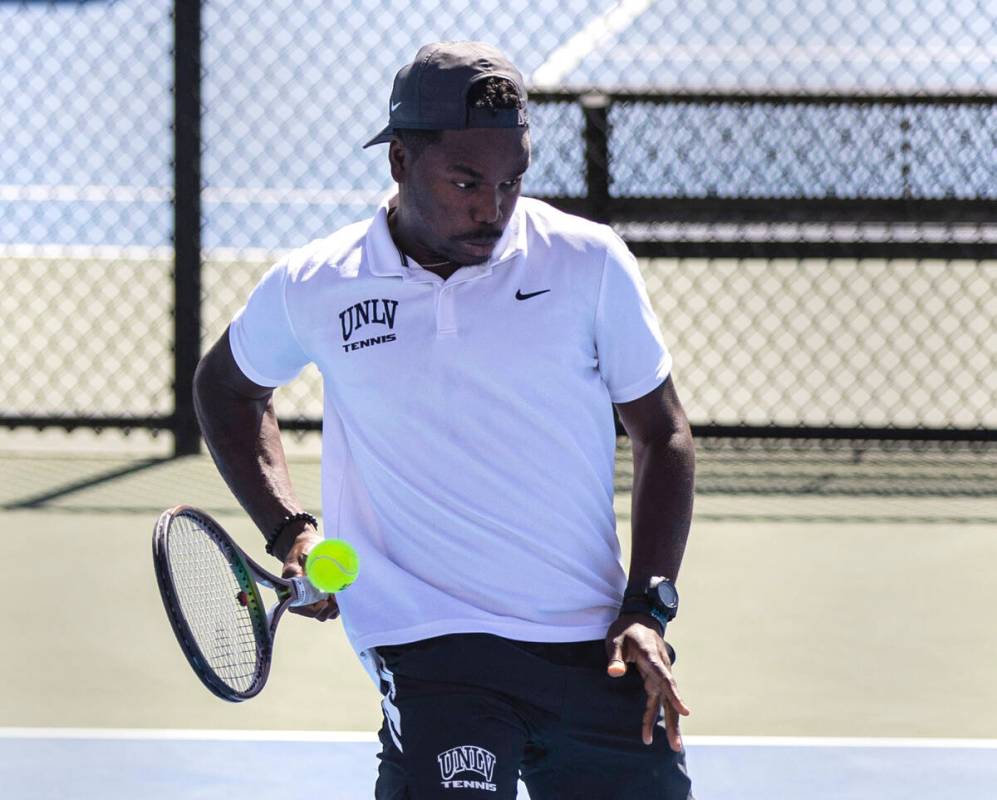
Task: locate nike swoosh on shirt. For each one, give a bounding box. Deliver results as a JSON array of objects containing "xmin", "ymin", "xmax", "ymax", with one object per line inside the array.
[
  {"xmin": 515, "ymin": 289, "xmax": 551, "ymax": 301},
  {"xmin": 390, "ymin": 101, "xmax": 402, "ymax": 112}
]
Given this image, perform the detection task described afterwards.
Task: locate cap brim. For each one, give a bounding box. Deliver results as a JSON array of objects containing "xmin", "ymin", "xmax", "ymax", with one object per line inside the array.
[{"xmin": 363, "ymin": 125, "xmax": 394, "ymax": 148}]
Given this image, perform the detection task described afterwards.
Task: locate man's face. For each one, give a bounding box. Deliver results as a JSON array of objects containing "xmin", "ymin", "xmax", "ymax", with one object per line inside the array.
[{"xmin": 391, "ymin": 127, "xmax": 531, "ymax": 266}]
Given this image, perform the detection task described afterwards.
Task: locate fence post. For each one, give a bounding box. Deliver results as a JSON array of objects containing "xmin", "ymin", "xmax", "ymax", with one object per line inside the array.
[
  {"xmin": 172, "ymin": 0, "xmax": 203, "ymax": 456},
  {"xmin": 581, "ymin": 92, "xmax": 611, "ymax": 224},
  {"xmin": 581, "ymin": 93, "xmax": 624, "ymax": 433}
]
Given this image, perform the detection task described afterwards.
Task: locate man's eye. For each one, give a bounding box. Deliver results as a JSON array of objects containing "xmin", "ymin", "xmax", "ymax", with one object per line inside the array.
[
  {"xmin": 454, "ymin": 182, "xmax": 474, "ymax": 190},
  {"xmin": 502, "ymin": 178, "xmax": 522, "ymax": 189}
]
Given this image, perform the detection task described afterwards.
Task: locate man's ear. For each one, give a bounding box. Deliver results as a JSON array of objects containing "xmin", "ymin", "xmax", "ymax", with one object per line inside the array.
[{"xmin": 388, "ymin": 138, "xmax": 407, "ymax": 184}]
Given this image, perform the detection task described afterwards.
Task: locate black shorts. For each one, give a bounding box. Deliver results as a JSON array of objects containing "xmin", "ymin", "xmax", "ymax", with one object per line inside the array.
[{"xmin": 370, "ymin": 633, "xmax": 694, "ymax": 799}]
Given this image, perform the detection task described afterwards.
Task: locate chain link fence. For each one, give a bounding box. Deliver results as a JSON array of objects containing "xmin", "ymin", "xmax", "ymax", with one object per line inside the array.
[
  {"xmin": 2, "ymin": 0, "xmax": 995, "ymax": 452},
  {"xmin": 1, "ymin": 1, "xmax": 174, "ymax": 431},
  {"xmin": 199, "ymin": 252, "xmax": 997, "ymax": 434},
  {"xmin": 605, "ymin": 98, "xmax": 996, "ymax": 204}
]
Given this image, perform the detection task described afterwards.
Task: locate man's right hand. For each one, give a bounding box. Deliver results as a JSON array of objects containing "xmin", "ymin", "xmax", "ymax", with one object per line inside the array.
[
  {"xmin": 195, "ymin": 329, "xmax": 340, "ymax": 621},
  {"xmin": 279, "ymin": 526, "xmax": 341, "ymax": 621},
  {"xmin": 605, "ymin": 614, "xmax": 690, "ymax": 751}
]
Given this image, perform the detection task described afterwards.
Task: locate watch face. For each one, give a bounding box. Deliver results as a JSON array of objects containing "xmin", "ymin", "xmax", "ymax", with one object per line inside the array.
[{"xmin": 653, "ymin": 580, "xmax": 679, "ymax": 610}]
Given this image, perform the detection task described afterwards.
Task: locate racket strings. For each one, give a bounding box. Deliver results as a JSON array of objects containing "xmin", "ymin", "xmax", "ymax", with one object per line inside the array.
[{"xmin": 167, "ymin": 514, "xmax": 264, "ymax": 692}]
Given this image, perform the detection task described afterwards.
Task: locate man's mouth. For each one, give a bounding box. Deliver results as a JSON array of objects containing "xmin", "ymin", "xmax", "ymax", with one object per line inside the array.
[
  {"xmin": 449, "ymin": 233, "xmax": 503, "ymax": 264},
  {"xmin": 459, "ymin": 230, "xmax": 503, "ymax": 245}
]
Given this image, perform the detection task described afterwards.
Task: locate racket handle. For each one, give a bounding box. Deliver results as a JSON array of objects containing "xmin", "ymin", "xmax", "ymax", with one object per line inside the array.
[{"xmin": 289, "ymin": 576, "xmax": 330, "ymax": 606}]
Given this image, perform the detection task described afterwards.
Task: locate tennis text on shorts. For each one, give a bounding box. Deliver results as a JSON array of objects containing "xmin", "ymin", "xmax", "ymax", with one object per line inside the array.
[
  {"xmin": 338, "ymin": 298, "xmax": 399, "ymax": 352},
  {"xmin": 438, "ymin": 745, "xmax": 497, "ymax": 792}
]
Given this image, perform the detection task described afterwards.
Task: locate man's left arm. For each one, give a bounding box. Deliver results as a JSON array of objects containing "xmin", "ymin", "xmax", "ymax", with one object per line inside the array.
[{"xmin": 605, "ymin": 375, "xmax": 695, "ymax": 750}]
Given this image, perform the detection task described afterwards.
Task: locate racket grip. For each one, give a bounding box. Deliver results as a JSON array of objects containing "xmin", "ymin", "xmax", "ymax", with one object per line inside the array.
[{"xmin": 289, "ymin": 576, "xmax": 330, "ymax": 606}]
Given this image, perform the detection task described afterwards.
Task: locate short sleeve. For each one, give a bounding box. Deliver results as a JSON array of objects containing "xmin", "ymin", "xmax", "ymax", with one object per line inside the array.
[
  {"xmin": 228, "ymin": 260, "xmax": 310, "ymax": 387},
  {"xmin": 595, "ymin": 234, "xmax": 672, "ymax": 403}
]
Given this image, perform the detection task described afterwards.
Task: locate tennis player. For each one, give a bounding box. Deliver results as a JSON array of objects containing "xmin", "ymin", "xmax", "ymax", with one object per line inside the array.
[{"xmin": 194, "ymin": 41, "xmax": 696, "ymax": 799}]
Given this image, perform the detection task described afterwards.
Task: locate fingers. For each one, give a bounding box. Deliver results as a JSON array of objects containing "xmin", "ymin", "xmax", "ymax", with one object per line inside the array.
[
  {"xmin": 605, "ymin": 622, "xmax": 691, "ymax": 746},
  {"xmin": 634, "ymin": 649, "xmax": 690, "ymax": 748},
  {"xmin": 636, "ymin": 652, "xmax": 691, "ymax": 716},
  {"xmin": 281, "ymin": 556, "xmax": 338, "ymax": 621},
  {"xmin": 663, "ymin": 673, "xmax": 691, "ymax": 718},
  {"xmin": 642, "ymin": 691, "xmax": 659, "ymax": 745},
  {"xmin": 664, "ymin": 700, "xmax": 683, "ymax": 752},
  {"xmin": 606, "ymin": 637, "xmax": 627, "ymax": 677},
  {"xmin": 314, "ymin": 595, "xmax": 340, "ymax": 621},
  {"xmin": 641, "ymin": 685, "xmax": 686, "ymax": 751},
  {"xmin": 288, "ymin": 595, "xmax": 340, "ymax": 621}
]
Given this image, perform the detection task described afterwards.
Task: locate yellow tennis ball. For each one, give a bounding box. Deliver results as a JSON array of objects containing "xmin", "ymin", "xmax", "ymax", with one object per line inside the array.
[{"xmin": 305, "ymin": 539, "xmax": 360, "ymax": 593}]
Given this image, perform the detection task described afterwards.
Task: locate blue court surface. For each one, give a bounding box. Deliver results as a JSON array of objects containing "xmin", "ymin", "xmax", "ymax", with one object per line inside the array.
[{"xmin": 2, "ymin": 730, "xmax": 996, "ymax": 799}]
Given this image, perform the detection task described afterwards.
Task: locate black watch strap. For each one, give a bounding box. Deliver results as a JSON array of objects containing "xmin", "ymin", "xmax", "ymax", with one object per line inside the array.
[
  {"xmin": 618, "ymin": 595, "xmax": 665, "ymax": 636},
  {"xmin": 620, "ymin": 594, "xmax": 653, "ymax": 615}
]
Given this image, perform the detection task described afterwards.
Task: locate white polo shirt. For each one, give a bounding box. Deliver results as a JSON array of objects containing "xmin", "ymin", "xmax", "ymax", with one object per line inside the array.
[{"xmin": 229, "ymin": 197, "xmax": 672, "ymax": 655}]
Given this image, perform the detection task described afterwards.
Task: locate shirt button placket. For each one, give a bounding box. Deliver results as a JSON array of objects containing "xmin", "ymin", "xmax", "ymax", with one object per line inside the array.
[{"xmin": 436, "ymin": 284, "xmax": 458, "ymax": 336}]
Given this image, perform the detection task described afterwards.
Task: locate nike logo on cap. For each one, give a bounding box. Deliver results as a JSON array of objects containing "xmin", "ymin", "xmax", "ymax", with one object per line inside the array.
[
  {"xmin": 390, "ymin": 101, "xmax": 402, "ymax": 112},
  {"xmin": 515, "ymin": 289, "xmax": 550, "ymax": 301}
]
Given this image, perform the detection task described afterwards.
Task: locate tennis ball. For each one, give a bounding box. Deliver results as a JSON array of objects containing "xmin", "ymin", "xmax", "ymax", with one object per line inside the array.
[{"xmin": 305, "ymin": 539, "xmax": 360, "ymax": 593}]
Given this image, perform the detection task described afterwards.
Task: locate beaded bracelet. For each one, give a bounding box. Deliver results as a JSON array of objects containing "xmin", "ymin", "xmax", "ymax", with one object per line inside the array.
[{"xmin": 265, "ymin": 511, "xmax": 318, "ymax": 556}]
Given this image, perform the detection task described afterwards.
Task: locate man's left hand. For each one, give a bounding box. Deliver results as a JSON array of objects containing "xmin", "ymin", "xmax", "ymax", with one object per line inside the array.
[{"xmin": 605, "ymin": 615, "xmax": 690, "ymax": 751}]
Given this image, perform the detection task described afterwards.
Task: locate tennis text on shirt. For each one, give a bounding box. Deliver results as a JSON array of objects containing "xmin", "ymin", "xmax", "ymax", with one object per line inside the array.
[{"xmin": 339, "ymin": 298, "xmax": 399, "ymax": 351}]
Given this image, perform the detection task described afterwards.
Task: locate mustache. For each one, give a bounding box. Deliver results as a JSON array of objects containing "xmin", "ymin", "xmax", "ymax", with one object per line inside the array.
[{"xmin": 457, "ymin": 230, "xmax": 503, "ymax": 242}]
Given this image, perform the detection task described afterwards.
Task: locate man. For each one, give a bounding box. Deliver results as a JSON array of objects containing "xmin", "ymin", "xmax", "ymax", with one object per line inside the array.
[{"xmin": 194, "ymin": 41, "xmax": 695, "ymax": 799}]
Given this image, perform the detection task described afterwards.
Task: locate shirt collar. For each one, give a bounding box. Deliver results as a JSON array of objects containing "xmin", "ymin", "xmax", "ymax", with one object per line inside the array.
[{"xmin": 364, "ymin": 196, "xmax": 526, "ymax": 281}]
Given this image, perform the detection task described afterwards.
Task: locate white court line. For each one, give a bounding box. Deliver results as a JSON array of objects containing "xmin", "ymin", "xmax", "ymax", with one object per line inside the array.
[
  {"xmin": 0, "ymin": 184, "xmax": 171, "ymax": 203},
  {"xmin": 0, "ymin": 242, "xmax": 286, "ymax": 263},
  {"xmin": 528, "ymin": 4, "xmax": 997, "ymax": 86},
  {"xmin": 688, "ymin": 736, "xmax": 997, "ymax": 749},
  {"xmin": 0, "ymin": 184, "xmax": 390, "ymax": 207},
  {"xmin": 200, "ymin": 186, "xmax": 389, "ymax": 206},
  {"xmin": 601, "ymin": 44, "xmax": 997, "ymax": 67},
  {"xmin": 0, "ymin": 243, "xmax": 175, "ymax": 260},
  {"xmin": 2, "ymin": 728, "xmax": 996, "ymax": 749},
  {"xmin": 532, "ymin": 0, "xmax": 654, "ymax": 86},
  {"xmin": 0, "ymin": 727, "xmax": 378, "ymax": 742}
]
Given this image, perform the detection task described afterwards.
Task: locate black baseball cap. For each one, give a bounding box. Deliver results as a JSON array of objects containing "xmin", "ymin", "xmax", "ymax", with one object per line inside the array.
[{"xmin": 363, "ymin": 41, "xmax": 529, "ymax": 148}]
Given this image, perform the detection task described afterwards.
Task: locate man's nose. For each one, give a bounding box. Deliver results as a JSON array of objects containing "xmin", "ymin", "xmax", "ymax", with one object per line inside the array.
[{"xmin": 471, "ymin": 187, "xmax": 502, "ymax": 225}]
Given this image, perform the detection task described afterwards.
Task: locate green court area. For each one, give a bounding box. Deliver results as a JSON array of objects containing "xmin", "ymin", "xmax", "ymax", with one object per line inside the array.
[{"xmin": 2, "ymin": 439, "xmax": 996, "ymax": 740}]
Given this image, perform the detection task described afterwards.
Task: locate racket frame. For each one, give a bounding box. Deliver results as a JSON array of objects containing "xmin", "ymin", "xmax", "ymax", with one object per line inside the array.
[{"xmin": 152, "ymin": 505, "xmax": 310, "ymax": 702}]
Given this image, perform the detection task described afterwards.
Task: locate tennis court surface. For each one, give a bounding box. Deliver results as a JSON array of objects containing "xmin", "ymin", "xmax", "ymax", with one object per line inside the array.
[
  {"xmin": 3, "ymin": 0, "xmax": 996, "ymax": 796},
  {"xmin": 2, "ymin": 440, "xmax": 996, "ymax": 797}
]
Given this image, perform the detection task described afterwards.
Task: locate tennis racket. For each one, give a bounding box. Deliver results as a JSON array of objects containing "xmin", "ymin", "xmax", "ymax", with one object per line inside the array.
[{"xmin": 152, "ymin": 504, "xmax": 329, "ymax": 702}]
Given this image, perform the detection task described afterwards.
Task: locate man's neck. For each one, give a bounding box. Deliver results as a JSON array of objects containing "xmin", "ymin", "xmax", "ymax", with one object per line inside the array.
[{"xmin": 387, "ymin": 207, "xmax": 460, "ymax": 280}]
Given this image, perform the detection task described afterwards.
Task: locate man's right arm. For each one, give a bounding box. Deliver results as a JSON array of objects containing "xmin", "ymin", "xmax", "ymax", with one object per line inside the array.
[{"xmin": 193, "ymin": 327, "xmax": 337, "ymax": 620}]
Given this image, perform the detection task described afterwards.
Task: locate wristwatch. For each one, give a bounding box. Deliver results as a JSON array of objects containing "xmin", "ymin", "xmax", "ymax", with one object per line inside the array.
[{"xmin": 620, "ymin": 577, "xmax": 679, "ymax": 636}]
